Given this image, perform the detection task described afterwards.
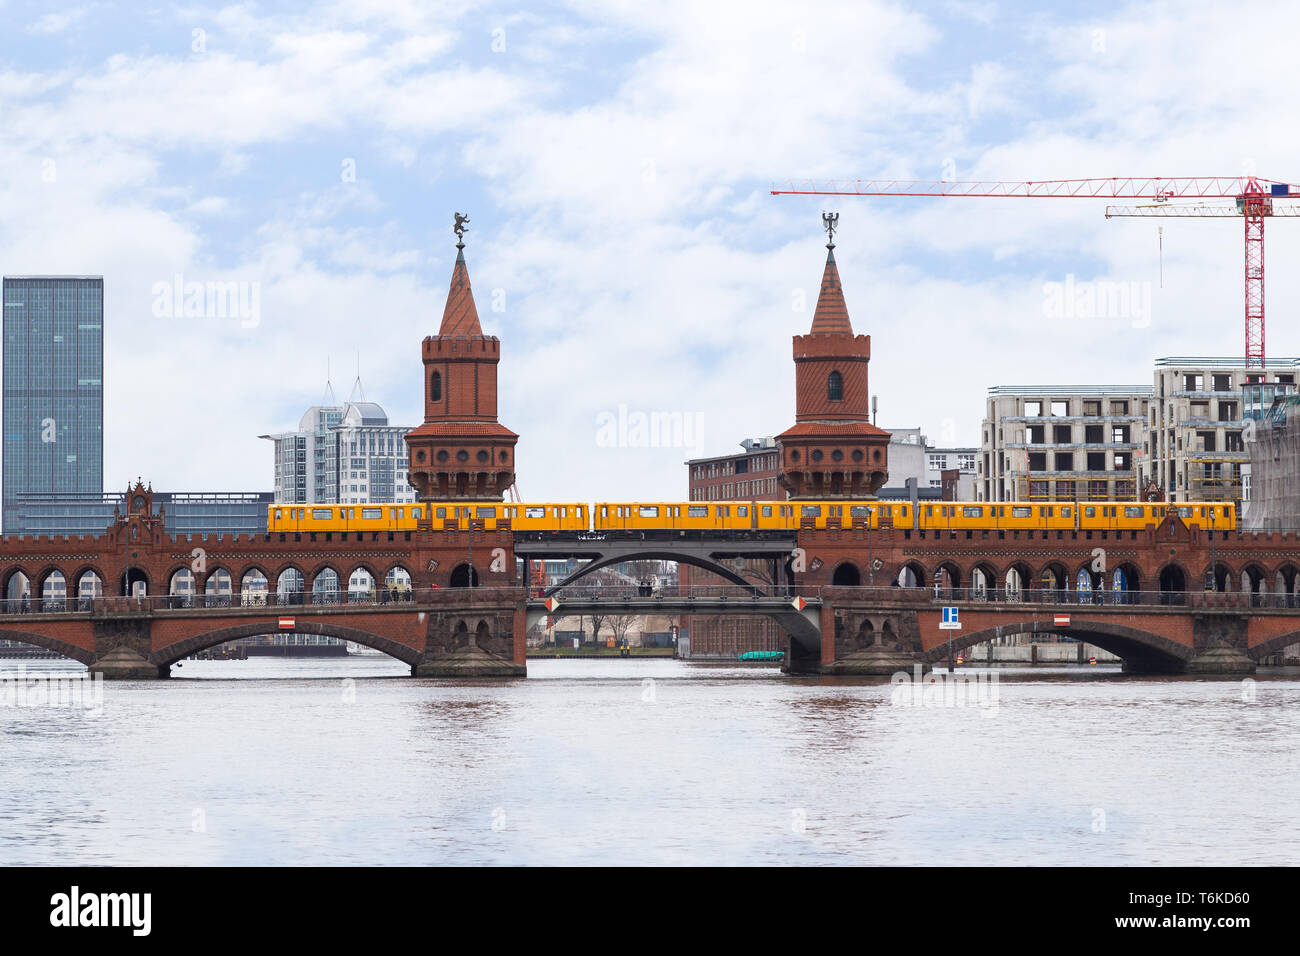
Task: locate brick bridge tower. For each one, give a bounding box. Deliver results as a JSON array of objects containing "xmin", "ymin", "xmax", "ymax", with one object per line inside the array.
[
  {"xmin": 405, "ymin": 221, "xmax": 518, "ymax": 500},
  {"xmin": 777, "ymin": 215, "xmax": 890, "ymax": 498}
]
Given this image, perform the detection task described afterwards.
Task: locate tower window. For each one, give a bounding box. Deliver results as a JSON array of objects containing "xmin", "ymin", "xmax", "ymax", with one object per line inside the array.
[
  {"xmin": 431, "ymin": 371, "xmax": 442, "ymax": 402},
  {"xmin": 828, "ymin": 371, "xmax": 843, "ymax": 401}
]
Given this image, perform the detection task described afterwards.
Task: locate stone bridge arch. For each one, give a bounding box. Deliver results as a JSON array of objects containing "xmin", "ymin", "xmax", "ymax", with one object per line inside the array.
[
  {"xmin": 153, "ymin": 621, "xmax": 422, "ymax": 669},
  {"xmin": 925, "ymin": 618, "xmax": 1193, "ymax": 673},
  {"xmin": 0, "ymin": 626, "xmax": 93, "ymax": 665},
  {"xmin": 1245, "ymin": 627, "xmax": 1300, "ymax": 662}
]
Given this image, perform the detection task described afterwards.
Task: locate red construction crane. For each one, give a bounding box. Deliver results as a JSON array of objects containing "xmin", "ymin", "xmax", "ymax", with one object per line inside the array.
[{"xmin": 771, "ymin": 176, "xmax": 1300, "ymax": 369}]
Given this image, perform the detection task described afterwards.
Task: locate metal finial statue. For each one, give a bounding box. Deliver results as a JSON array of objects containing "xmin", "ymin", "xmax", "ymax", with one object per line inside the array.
[
  {"xmin": 453, "ymin": 212, "xmax": 470, "ymax": 248},
  {"xmin": 822, "ymin": 211, "xmax": 839, "ymax": 249}
]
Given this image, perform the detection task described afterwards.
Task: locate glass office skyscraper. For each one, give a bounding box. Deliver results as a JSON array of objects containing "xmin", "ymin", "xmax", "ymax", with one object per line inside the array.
[{"xmin": 2, "ymin": 277, "xmax": 104, "ymax": 533}]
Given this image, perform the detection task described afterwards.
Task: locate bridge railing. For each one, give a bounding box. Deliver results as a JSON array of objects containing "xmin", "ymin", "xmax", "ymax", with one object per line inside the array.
[
  {"xmin": 0, "ymin": 587, "xmax": 529, "ymax": 616},
  {"xmin": 818, "ymin": 585, "xmax": 1299, "ymax": 609}
]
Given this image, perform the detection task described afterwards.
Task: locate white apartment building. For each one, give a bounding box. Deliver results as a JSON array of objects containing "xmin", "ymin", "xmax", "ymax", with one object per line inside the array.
[
  {"xmin": 979, "ymin": 386, "xmax": 1153, "ymax": 502},
  {"xmin": 261, "ymin": 400, "xmax": 416, "ymax": 506},
  {"xmin": 980, "ymin": 357, "xmax": 1300, "ymax": 505}
]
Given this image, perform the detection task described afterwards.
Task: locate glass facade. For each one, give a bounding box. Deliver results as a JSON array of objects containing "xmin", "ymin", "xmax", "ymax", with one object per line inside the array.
[
  {"xmin": 4, "ymin": 491, "xmax": 273, "ymax": 536},
  {"xmin": 2, "ymin": 277, "xmax": 104, "ymax": 532}
]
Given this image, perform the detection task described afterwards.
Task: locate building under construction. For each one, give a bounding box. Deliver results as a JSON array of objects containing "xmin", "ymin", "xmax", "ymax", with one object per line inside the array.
[{"xmin": 1243, "ymin": 383, "xmax": 1300, "ymax": 531}]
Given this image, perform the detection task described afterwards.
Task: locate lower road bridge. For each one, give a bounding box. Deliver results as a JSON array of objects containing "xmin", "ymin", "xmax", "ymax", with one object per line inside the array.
[{"xmin": 0, "ymin": 581, "xmax": 1293, "ymax": 676}]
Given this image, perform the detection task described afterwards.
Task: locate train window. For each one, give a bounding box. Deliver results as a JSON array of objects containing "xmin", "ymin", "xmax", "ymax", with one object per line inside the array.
[
  {"xmin": 558, "ymin": 507, "xmax": 567, "ymax": 518},
  {"xmin": 1176, "ymin": 507, "xmax": 1192, "ymax": 518},
  {"xmin": 1061, "ymin": 507, "xmax": 1071, "ymax": 517},
  {"xmin": 362, "ymin": 508, "xmax": 382, "ymax": 519},
  {"xmin": 1012, "ymin": 507, "xmax": 1031, "ymax": 517},
  {"xmin": 801, "ymin": 505, "xmax": 821, "ymax": 516},
  {"xmin": 688, "ymin": 505, "xmax": 707, "ymax": 517},
  {"xmin": 762, "ymin": 506, "xmax": 773, "ymax": 517},
  {"xmin": 526, "ymin": 507, "xmax": 545, "ymax": 519},
  {"xmin": 312, "ymin": 509, "xmax": 332, "ymax": 520},
  {"xmin": 476, "ymin": 507, "xmax": 495, "ymax": 518},
  {"xmin": 1124, "ymin": 506, "xmax": 1143, "ymax": 517},
  {"xmin": 639, "ymin": 506, "xmax": 660, "ymax": 518},
  {"xmin": 963, "ymin": 507, "xmax": 983, "ymax": 517},
  {"xmin": 274, "ymin": 510, "xmax": 282, "ymax": 520},
  {"xmin": 850, "ymin": 506, "xmax": 869, "ymax": 517},
  {"xmin": 412, "ymin": 508, "xmax": 422, "ymax": 519},
  {"xmin": 1045, "ymin": 507, "xmax": 1053, "ymax": 517},
  {"xmin": 925, "ymin": 506, "xmax": 933, "ymax": 516},
  {"xmin": 1085, "ymin": 507, "xmax": 1096, "ymax": 517},
  {"xmin": 436, "ymin": 508, "xmax": 446, "ymax": 518},
  {"xmin": 737, "ymin": 506, "xmax": 748, "ymax": 516}
]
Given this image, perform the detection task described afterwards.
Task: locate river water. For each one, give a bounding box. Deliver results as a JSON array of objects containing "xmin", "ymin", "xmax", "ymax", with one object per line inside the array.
[{"xmin": 0, "ymin": 656, "xmax": 1296, "ymax": 866}]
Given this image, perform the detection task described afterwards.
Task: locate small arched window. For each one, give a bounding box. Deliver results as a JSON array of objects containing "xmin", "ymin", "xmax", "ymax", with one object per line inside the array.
[
  {"xmin": 431, "ymin": 371, "xmax": 442, "ymax": 402},
  {"xmin": 828, "ymin": 370, "xmax": 843, "ymax": 401}
]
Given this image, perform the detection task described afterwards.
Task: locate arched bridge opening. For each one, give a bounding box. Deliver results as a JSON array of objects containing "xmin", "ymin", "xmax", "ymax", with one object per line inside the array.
[
  {"xmin": 927, "ymin": 619, "xmax": 1193, "ymax": 674},
  {"xmin": 155, "ymin": 621, "xmax": 422, "ymax": 671}
]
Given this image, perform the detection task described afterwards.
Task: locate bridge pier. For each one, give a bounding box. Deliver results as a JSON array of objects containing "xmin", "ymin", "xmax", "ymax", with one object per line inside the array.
[
  {"xmin": 88, "ymin": 615, "xmax": 169, "ymax": 679},
  {"xmin": 410, "ymin": 590, "xmax": 527, "ymax": 678},
  {"xmin": 1185, "ymin": 615, "xmax": 1256, "ymax": 675}
]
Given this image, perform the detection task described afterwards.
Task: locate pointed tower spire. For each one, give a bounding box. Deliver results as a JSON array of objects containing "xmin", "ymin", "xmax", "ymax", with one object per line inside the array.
[
  {"xmin": 440, "ymin": 212, "xmax": 482, "ymax": 336},
  {"xmin": 810, "ymin": 211, "xmax": 852, "ymax": 334}
]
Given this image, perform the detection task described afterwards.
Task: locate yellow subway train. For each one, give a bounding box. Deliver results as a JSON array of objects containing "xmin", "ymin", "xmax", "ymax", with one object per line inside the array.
[{"xmin": 268, "ymin": 500, "xmax": 1235, "ymax": 534}]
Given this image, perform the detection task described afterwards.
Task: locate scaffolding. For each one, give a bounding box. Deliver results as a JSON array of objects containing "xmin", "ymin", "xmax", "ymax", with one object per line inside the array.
[{"xmin": 1243, "ymin": 391, "xmax": 1300, "ymax": 530}]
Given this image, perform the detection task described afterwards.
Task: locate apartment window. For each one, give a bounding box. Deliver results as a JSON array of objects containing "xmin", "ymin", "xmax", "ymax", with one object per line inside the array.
[
  {"xmin": 1213, "ymin": 373, "xmax": 1232, "ymax": 392},
  {"xmin": 958, "ymin": 454, "xmax": 975, "ymax": 470},
  {"xmin": 1025, "ymin": 400, "xmax": 1043, "ymax": 416},
  {"xmin": 928, "ymin": 454, "xmax": 947, "ymax": 470},
  {"xmin": 1191, "ymin": 401, "xmax": 1209, "ymax": 419},
  {"xmin": 1053, "ymin": 424, "xmax": 1071, "ymax": 443},
  {"xmin": 1111, "ymin": 425, "xmax": 1130, "ymax": 443},
  {"xmin": 1218, "ymin": 401, "xmax": 1238, "ymax": 422},
  {"xmin": 1087, "ymin": 452, "xmax": 1105, "ymax": 471},
  {"xmin": 1110, "ymin": 400, "xmax": 1129, "ymax": 415},
  {"xmin": 1183, "ymin": 374, "xmax": 1203, "ymax": 392},
  {"xmin": 1050, "ymin": 400, "xmax": 1068, "ymax": 417},
  {"xmin": 1196, "ymin": 431, "xmax": 1216, "ymax": 452},
  {"xmin": 1055, "ymin": 452, "xmax": 1075, "ymax": 471},
  {"xmin": 1085, "ymin": 425, "xmax": 1103, "ymax": 443},
  {"xmin": 1028, "ymin": 452, "xmax": 1047, "ymax": 471},
  {"xmin": 1083, "ymin": 400, "xmax": 1101, "ymax": 416},
  {"xmin": 1029, "ymin": 424, "xmax": 1045, "ymax": 444}
]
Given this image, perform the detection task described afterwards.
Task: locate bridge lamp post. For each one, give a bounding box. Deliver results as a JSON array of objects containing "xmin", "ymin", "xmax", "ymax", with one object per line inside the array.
[
  {"xmin": 866, "ymin": 506, "xmax": 874, "ymax": 588},
  {"xmin": 1209, "ymin": 510, "xmax": 1217, "ymax": 593}
]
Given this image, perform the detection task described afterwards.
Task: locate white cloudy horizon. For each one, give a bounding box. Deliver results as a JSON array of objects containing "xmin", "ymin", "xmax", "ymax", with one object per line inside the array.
[{"xmin": 2, "ymin": 0, "xmax": 1299, "ymax": 501}]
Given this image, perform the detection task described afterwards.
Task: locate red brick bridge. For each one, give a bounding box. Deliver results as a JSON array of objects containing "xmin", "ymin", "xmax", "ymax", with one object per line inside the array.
[{"xmin": 2, "ymin": 483, "xmax": 1298, "ymax": 676}]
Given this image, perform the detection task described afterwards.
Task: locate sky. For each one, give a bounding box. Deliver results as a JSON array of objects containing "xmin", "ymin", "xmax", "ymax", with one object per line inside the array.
[{"xmin": 3, "ymin": 0, "xmax": 1300, "ymax": 501}]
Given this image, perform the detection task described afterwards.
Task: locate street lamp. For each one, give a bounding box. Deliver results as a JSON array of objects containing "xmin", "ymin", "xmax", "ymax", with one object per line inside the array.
[
  {"xmin": 1208, "ymin": 509, "xmax": 1217, "ymax": 593},
  {"xmin": 866, "ymin": 506, "xmax": 874, "ymax": 587}
]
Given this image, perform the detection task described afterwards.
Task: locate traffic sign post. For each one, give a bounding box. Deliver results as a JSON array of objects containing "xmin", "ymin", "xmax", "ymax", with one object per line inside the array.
[{"xmin": 939, "ymin": 606, "xmax": 962, "ymax": 671}]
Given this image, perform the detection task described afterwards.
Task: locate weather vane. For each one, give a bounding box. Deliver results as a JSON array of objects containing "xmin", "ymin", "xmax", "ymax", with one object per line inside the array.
[
  {"xmin": 453, "ymin": 212, "xmax": 470, "ymax": 248},
  {"xmin": 822, "ymin": 211, "xmax": 839, "ymax": 249}
]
